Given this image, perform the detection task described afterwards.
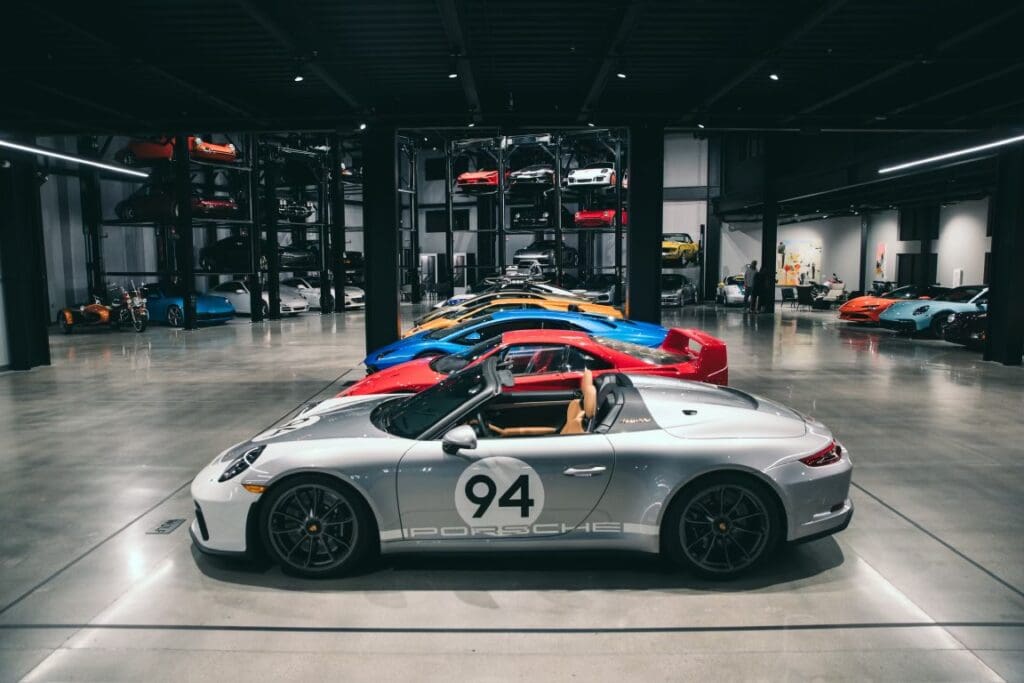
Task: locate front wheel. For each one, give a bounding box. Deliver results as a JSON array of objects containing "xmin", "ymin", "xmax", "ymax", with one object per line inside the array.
[
  {"xmin": 133, "ymin": 312, "xmax": 148, "ymax": 333},
  {"xmin": 930, "ymin": 311, "xmax": 952, "ymax": 338},
  {"xmin": 663, "ymin": 473, "xmax": 782, "ymax": 579},
  {"xmin": 260, "ymin": 475, "xmax": 375, "ymax": 577}
]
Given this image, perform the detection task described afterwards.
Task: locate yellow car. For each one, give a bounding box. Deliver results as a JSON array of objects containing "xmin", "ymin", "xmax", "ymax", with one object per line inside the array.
[
  {"xmin": 404, "ymin": 297, "xmax": 621, "ymax": 337},
  {"xmin": 662, "ymin": 233, "xmax": 699, "ymax": 265}
]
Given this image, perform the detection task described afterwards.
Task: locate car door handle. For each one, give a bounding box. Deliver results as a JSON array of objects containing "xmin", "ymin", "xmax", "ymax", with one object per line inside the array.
[{"xmin": 563, "ymin": 465, "xmax": 607, "ymax": 477}]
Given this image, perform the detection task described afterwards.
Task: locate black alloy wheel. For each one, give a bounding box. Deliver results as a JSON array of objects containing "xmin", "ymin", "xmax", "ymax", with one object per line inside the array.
[
  {"xmin": 665, "ymin": 473, "xmax": 781, "ymax": 579},
  {"xmin": 930, "ymin": 312, "xmax": 953, "ymax": 338},
  {"xmin": 261, "ymin": 475, "xmax": 373, "ymax": 577},
  {"xmin": 166, "ymin": 305, "xmax": 183, "ymax": 328}
]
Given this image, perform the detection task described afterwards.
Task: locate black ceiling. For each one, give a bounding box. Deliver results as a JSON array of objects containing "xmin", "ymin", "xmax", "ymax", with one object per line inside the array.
[{"xmin": 3, "ymin": 0, "xmax": 1023, "ymax": 133}]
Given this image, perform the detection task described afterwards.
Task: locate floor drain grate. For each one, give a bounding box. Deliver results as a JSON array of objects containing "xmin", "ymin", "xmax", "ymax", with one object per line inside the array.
[{"xmin": 147, "ymin": 519, "xmax": 186, "ymax": 535}]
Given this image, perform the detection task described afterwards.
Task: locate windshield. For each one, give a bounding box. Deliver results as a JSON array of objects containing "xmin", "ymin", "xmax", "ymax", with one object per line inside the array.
[
  {"xmin": 665, "ymin": 234, "xmax": 692, "ymax": 243},
  {"xmin": 882, "ymin": 285, "xmax": 919, "ymax": 299},
  {"xmin": 426, "ymin": 315, "xmax": 492, "ymax": 340},
  {"xmin": 597, "ymin": 338, "xmax": 690, "ymax": 365},
  {"xmin": 374, "ymin": 366, "xmax": 487, "ymax": 438},
  {"xmin": 584, "ymin": 275, "xmax": 617, "ymax": 289},
  {"xmin": 430, "ymin": 336, "xmax": 501, "ymax": 374},
  {"xmin": 585, "ymin": 162, "xmax": 613, "ymax": 169},
  {"xmin": 661, "ymin": 275, "xmax": 684, "ymax": 289},
  {"xmin": 942, "ymin": 286, "xmax": 984, "ymax": 302}
]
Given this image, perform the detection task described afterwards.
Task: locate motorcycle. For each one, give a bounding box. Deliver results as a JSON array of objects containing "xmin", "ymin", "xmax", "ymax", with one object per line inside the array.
[
  {"xmin": 57, "ymin": 282, "xmax": 148, "ymax": 334},
  {"xmin": 112, "ymin": 282, "xmax": 149, "ymax": 333}
]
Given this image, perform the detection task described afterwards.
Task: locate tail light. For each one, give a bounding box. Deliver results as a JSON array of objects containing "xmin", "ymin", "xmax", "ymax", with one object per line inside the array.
[
  {"xmin": 800, "ymin": 441, "xmax": 842, "ymax": 467},
  {"xmin": 603, "ymin": 210, "xmax": 614, "ymax": 218}
]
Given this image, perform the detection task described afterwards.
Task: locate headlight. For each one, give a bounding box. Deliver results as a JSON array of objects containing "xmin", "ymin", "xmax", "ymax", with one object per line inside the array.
[
  {"xmin": 219, "ymin": 445, "xmax": 264, "ymax": 482},
  {"xmin": 913, "ymin": 305, "xmax": 930, "ymax": 315},
  {"xmin": 194, "ymin": 137, "xmax": 203, "ymax": 144}
]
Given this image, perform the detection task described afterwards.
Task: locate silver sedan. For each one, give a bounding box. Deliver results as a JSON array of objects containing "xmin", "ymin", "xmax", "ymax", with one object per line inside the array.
[{"xmin": 190, "ymin": 357, "xmax": 852, "ymax": 579}]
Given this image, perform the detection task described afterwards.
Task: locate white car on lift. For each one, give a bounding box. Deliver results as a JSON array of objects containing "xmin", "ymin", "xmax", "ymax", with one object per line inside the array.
[
  {"xmin": 565, "ymin": 161, "xmax": 620, "ymax": 188},
  {"xmin": 210, "ymin": 280, "xmax": 309, "ymax": 317},
  {"xmin": 282, "ymin": 277, "xmax": 365, "ymax": 310}
]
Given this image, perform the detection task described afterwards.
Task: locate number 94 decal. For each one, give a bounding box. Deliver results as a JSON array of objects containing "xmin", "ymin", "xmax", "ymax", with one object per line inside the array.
[{"xmin": 454, "ymin": 457, "xmax": 546, "ymax": 527}]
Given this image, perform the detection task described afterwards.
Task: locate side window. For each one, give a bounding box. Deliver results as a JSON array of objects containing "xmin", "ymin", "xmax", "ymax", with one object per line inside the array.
[
  {"xmin": 498, "ymin": 344, "xmax": 567, "ymax": 375},
  {"xmin": 564, "ymin": 347, "xmax": 612, "ymax": 371}
]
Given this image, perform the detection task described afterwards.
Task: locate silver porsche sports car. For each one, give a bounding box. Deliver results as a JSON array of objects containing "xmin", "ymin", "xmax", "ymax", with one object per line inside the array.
[{"xmin": 190, "ymin": 358, "xmax": 852, "ymax": 579}]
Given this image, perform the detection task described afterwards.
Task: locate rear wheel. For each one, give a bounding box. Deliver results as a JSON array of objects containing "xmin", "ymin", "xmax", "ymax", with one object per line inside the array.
[
  {"xmin": 260, "ymin": 474, "xmax": 375, "ymax": 577},
  {"xmin": 663, "ymin": 473, "xmax": 782, "ymax": 579}
]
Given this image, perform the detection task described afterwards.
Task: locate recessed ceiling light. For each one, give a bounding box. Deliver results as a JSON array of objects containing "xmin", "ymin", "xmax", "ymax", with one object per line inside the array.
[
  {"xmin": 293, "ymin": 75, "xmax": 304, "ymax": 82},
  {"xmin": 0, "ymin": 139, "xmax": 149, "ymax": 178},
  {"xmin": 448, "ymin": 72, "xmax": 458, "ymax": 79},
  {"xmin": 697, "ymin": 123, "xmax": 705, "ymax": 129},
  {"xmin": 616, "ymin": 72, "xmax": 627, "ymax": 79},
  {"xmin": 769, "ymin": 73, "xmax": 780, "ymax": 81},
  {"xmin": 468, "ymin": 122, "xmax": 475, "ymax": 128},
  {"xmin": 587, "ymin": 122, "xmax": 595, "ymax": 127},
  {"xmin": 358, "ymin": 123, "xmax": 367, "ymax": 130}
]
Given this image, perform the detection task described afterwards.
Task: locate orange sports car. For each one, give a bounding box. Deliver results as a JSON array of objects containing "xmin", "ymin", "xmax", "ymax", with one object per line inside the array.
[
  {"xmin": 838, "ymin": 284, "xmax": 950, "ymax": 323},
  {"xmin": 455, "ymin": 169, "xmax": 510, "ymax": 192},
  {"xmin": 118, "ymin": 136, "xmax": 238, "ymax": 165},
  {"xmin": 403, "ymin": 296, "xmax": 621, "ymax": 338}
]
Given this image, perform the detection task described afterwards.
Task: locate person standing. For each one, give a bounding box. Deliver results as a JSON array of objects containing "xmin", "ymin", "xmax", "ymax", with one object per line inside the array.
[
  {"xmin": 752, "ymin": 264, "xmax": 764, "ymax": 313},
  {"xmin": 744, "ymin": 260, "xmax": 757, "ymax": 311}
]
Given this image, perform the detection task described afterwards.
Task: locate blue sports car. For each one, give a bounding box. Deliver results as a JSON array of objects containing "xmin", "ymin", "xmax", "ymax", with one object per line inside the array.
[
  {"xmin": 878, "ymin": 285, "xmax": 988, "ymax": 337},
  {"xmin": 143, "ymin": 284, "xmax": 235, "ymax": 327},
  {"xmin": 365, "ymin": 310, "xmax": 668, "ymax": 371}
]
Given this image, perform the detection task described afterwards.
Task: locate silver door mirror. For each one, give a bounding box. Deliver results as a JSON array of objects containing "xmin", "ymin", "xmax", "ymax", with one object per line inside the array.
[{"xmin": 442, "ymin": 425, "xmax": 477, "ymax": 455}]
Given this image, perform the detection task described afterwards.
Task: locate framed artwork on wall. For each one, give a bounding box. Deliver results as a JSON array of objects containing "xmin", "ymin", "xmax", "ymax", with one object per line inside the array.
[
  {"xmin": 875, "ymin": 243, "xmax": 887, "ymax": 279},
  {"xmin": 776, "ymin": 239, "xmax": 822, "ymax": 285}
]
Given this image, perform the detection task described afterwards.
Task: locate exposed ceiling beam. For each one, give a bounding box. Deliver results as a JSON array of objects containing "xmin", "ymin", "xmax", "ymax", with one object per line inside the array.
[
  {"xmin": 789, "ymin": 5, "xmax": 1024, "ymax": 121},
  {"xmin": 235, "ymin": 0, "xmax": 360, "ymax": 110},
  {"xmin": 437, "ymin": 0, "xmax": 482, "ymax": 122},
  {"xmin": 20, "ymin": 81, "xmax": 148, "ymax": 129},
  {"xmin": 684, "ymin": 0, "xmax": 851, "ymax": 122},
  {"xmin": 577, "ymin": 0, "xmax": 649, "ymax": 121},
  {"xmin": 25, "ymin": 2, "xmax": 257, "ymax": 123},
  {"xmin": 869, "ymin": 63, "xmax": 1024, "ymax": 124}
]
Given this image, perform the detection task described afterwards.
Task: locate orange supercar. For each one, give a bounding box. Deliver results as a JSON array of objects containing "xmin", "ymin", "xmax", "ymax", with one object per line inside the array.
[{"xmin": 404, "ymin": 297, "xmax": 621, "ymax": 338}]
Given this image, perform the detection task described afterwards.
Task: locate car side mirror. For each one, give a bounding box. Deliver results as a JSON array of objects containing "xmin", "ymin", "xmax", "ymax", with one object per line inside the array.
[{"xmin": 442, "ymin": 425, "xmax": 477, "ymax": 455}]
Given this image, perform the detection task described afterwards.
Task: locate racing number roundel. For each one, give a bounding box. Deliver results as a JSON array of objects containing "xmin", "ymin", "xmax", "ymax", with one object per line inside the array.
[{"xmin": 455, "ymin": 457, "xmax": 545, "ymax": 527}]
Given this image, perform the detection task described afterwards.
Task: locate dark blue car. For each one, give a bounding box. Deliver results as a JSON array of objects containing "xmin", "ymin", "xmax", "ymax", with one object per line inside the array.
[
  {"xmin": 364, "ymin": 309, "xmax": 668, "ymax": 372},
  {"xmin": 143, "ymin": 284, "xmax": 235, "ymax": 327}
]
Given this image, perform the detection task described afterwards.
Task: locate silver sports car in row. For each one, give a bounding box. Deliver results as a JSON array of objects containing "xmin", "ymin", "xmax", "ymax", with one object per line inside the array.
[{"xmin": 190, "ymin": 358, "xmax": 852, "ymax": 579}]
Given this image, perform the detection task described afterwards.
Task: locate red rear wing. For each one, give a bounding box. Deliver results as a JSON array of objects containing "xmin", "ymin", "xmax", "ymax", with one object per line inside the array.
[{"xmin": 660, "ymin": 328, "xmax": 729, "ymax": 385}]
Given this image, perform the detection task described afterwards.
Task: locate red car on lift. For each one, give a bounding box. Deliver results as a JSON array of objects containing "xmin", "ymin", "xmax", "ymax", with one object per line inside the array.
[
  {"xmin": 114, "ymin": 185, "xmax": 240, "ymax": 221},
  {"xmin": 338, "ymin": 328, "xmax": 728, "ymax": 397},
  {"xmin": 456, "ymin": 169, "xmax": 510, "ymax": 192},
  {"xmin": 117, "ymin": 136, "xmax": 238, "ymax": 165},
  {"xmin": 574, "ymin": 208, "xmax": 628, "ymax": 228}
]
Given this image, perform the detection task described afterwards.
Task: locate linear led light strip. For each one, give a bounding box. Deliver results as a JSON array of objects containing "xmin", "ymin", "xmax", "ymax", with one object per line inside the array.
[
  {"xmin": 0, "ymin": 139, "xmax": 149, "ymax": 178},
  {"xmin": 878, "ymin": 133, "xmax": 1024, "ymax": 174}
]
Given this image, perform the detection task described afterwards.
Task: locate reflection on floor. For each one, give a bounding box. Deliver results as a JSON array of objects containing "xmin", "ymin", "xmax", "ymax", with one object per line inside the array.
[{"xmin": 0, "ymin": 305, "xmax": 1021, "ymax": 681}]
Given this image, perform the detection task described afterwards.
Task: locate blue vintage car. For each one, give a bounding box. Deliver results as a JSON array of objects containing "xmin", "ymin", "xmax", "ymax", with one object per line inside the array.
[
  {"xmin": 142, "ymin": 284, "xmax": 235, "ymax": 327},
  {"xmin": 878, "ymin": 285, "xmax": 988, "ymax": 337},
  {"xmin": 364, "ymin": 309, "xmax": 667, "ymax": 372}
]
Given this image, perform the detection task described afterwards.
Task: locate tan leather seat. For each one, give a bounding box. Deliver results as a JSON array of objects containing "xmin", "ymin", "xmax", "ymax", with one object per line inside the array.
[
  {"xmin": 560, "ymin": 368, "xmax": 596, "ymax": 435},
  {"xmin": 488, "ymin": 424, "xmax": 558, "ymax": 437}
]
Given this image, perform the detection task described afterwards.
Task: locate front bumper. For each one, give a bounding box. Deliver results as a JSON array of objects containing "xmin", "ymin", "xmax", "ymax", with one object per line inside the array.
[
  {"xmin": 838, "ymin": 310, "xmax": 875, "ymax": 321},
  {"xmin": 190, "ymin": 461, "xmax": 260, "ymax": 554},
  {"xmin": 879, "ymin": 318, "xmax": 919, "ymax": 333},
  {"xmin": 768, "ymin": 450, "xmax": 854, "ymax": 543},
  {"xmin": 661, "ymin": 294, "xmax": 682, "ymax": 307}
]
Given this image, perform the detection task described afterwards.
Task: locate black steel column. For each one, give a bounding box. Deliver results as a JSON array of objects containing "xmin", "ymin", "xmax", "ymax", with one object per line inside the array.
[
  {"xmin": 318, "ymin": 146, "xmax": 332, "ymax": 313},
  {"xmin": 626, "ymin": 122, "xmax": 664, "ymax": 324},
  {"xmin": 264, "ymin": 158, "xmax": 281, "ymax": 320},
  {"xmin": 759, "ymin": 135, "xmax": 778, "ymax": 313},
  {"xmin": 0, "ymin": 142, "xmax": 51, "ymax": 370},
  {"xmin": 554, "ymin": 138, "xmax": 564, "ymax": 285},
  {"xmin": 329, "ymin": 135, "xmax": 347, "ymax": 315},
  {"xmin": 985, "ymin": 146, "xmax": 1024, "ymax": 366},
  {"xmin": 173, "ymin": 133, "xmax": 198, "ymax": 330},
  {"xmin": 76, "ymin": 136, "xmax": 105, "ymax": 300},
  {"xmin": 858, "ymin": 213, "xmax": 869, "ymax": 294},
  {"xmin": 614, "ymin": 136, "xmax": 624, "ymax": 304},
  {"xmin": 248, "ymin": 136, "xmax": 264, "ymax": 321},
  {"xmin": 444, "ymin": 142, "xmax": 456, "ymax": 289},
  {"xmin": 477, "ymin": 195, "xmax": 496, "ymax": 276},
  {"xmin": 497, "ymin": 143, "xmax": 507, "ymax": 270},
  {"xmin": 363, "ymin": 124, "xmax": 401, "ymax": 351},
  {"xmin": 409, "ymin": 148, "xmax": 422, "ymax": 303}
]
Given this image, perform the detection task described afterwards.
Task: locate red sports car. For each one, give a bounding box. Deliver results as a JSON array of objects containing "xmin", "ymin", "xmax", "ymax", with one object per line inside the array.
[
  {"xmin": 338, "ymin": 328, "xmax": 728, "ymax": 397},
  {"xmin": 574, "ymin": 208, "xmax": 628, "ymax": 228},
  {"xmin": 456, "ymin": 169, "xmax": 510, "ymax": 192},
  {"xmin": 118, "ymin": 136, "xmax": 238, "ymax": 165},
  {"xmin": 114, "ymin": 185, "xmax": 239, "ymax": 221}
]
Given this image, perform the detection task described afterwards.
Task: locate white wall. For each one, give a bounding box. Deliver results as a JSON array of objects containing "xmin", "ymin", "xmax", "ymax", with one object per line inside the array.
[
  {"xmin": 937, "ymin": 199, "xmax": 990, "ymax": 286},
  {"xmin": 663, "ymin": 134, "xmax": 708, "ymax": 186}
]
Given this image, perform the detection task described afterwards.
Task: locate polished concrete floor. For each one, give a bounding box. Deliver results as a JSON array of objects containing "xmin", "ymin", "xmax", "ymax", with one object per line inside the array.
[{"xmin": 1, "ymin": 304, "xmax": 1022, "ymax": 682}]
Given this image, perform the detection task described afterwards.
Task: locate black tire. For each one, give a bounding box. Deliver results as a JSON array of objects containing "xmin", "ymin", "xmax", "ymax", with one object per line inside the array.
[
  {"xmin": 125, "ymin": 206, "xmax": 137, "ymax": 221},
  {"xmin": 662, "ymin": 472, "xmax": 783, "ymax": 579},
  {"xmin": 930, "ymin": 311, "xmax": 953, "ymax": 338},
  {"xmin": 260, "ymin": 474, "xmax": 376, "ymax": 578},
  {"xmin": 166, "ymin": 305, "xmax": 183, "ymax": 328},
  {"xmin": 133, "ymin": 314, "xmax": 148, "ymax": 333}
]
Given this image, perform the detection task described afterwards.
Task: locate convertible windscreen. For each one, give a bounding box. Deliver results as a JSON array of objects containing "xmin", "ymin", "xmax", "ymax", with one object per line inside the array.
[
  {"xmin": 374, "ymin": 367, "xmax": 486, "ymax": 438},
  {"xmin": 430, "ymin": 337, "xmax": 501, "ymax": 374}
]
